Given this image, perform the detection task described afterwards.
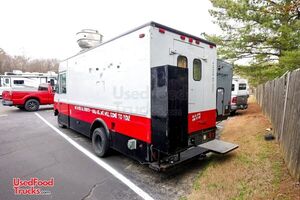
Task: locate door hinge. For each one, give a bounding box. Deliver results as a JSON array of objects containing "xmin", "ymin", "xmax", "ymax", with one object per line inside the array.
[{"xmin": 169, "ymin": 49, "xmax": 177, "ymax": 55}]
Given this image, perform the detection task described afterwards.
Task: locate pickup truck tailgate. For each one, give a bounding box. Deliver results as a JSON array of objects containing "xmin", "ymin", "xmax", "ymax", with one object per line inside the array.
[
  {"xmin": 237, "ymin": 95, "xmax": 248, "ymax": 105},
  {"xmin": 199, "ymin": 139, "xmax": 239, "ymax": 154}
]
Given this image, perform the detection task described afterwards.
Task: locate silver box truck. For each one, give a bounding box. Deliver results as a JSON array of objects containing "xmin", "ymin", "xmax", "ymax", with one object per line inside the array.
[{"xmin": 216, "ymin": 60, "xmax": 233, "ymax": 121}]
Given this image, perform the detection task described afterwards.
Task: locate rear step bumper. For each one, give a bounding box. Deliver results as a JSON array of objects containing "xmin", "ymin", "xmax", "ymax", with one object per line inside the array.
[
  {"xmin": 149, "ymin": 139, "xmax": 238, "ymax": 171},
  {"xmin": 198, "ymin": 139, "xmax": 239, "ymax": 154}
]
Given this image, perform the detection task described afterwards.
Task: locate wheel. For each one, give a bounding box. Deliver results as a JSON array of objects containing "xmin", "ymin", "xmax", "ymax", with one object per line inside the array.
[
  {"xmin": 92, "ymin": 128, "xmax": 110, "ymax": 157},
  {"xmin": 230, "ymin": 110, "xmax": 237, "ymax": 115},
  {"xmin": 24, "ymin": 99, "xmax": 40, "ymax": 111}
]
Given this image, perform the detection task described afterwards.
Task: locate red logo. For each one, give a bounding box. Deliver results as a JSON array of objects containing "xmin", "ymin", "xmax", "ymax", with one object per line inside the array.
[{"xmin": 13, "ymin": 177, "xmax": 54, "ymax": 195}]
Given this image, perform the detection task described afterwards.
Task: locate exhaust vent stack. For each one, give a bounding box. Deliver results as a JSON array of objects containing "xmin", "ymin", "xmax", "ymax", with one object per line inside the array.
[{"xmin": 76, "ymin": 29, "xmax": 103, "ymax": 49}]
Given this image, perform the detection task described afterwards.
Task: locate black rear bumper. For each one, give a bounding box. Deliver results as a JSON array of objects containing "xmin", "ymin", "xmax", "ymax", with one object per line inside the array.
[
  {"xmin": 2, "ymin": 100, "xmax": 13, "ymax": 106},
  {"xmin": 149, "ymin": 139, "xmax": 238, "ymax": 171}
]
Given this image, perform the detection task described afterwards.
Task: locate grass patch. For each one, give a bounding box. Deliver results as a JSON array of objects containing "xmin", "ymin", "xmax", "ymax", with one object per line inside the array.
[
  {"xmin": 193, "ymin": 167, "xmax": 208, "ymax": 190},
  {"xmin": 179, "ymin": 196, "xmax": 188, "ymax": 200},
  {"xmin": 272, "ymin": 160, "xmax": 282, "ymax": 188},
  {"xmin": 230, "ymin": 181, "xmax": 253, "ymax": 200},
  {"xmin": 187, "ymin": 101, "xmax": 292, "ymax": 200},
  {"xmin": 236, "ymin": 153, "xmax": 252, "ymax": 166},
  {"xmin": 192, "ymin": 157, "xmax": 218, "ymax": 190},
  {"xmin": 207, "ymin": 182, "xmax": 224, "ymax": 191}
]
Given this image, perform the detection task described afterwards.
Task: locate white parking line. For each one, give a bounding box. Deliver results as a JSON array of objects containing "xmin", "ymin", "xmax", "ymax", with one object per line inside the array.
[{"xmin": 35, "ymin": 113, "xmax": 154, "ymax": 200}]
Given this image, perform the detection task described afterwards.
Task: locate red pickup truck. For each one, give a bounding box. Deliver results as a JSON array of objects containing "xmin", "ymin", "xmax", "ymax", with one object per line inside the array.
[{"xmin": 2, "ymin": 83, "xmax": 54, "ymax": 111}]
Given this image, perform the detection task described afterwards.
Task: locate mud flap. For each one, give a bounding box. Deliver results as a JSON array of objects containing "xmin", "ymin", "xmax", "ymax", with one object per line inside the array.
[{"xmin": 198, "ymin": 139, "xmax": 238, "ymax": 154}]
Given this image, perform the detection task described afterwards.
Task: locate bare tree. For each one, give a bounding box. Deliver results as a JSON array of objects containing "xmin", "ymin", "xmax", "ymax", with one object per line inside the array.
[{"xmin": 0, "ymin": 48, "xmax": 59, "ymax": 74}]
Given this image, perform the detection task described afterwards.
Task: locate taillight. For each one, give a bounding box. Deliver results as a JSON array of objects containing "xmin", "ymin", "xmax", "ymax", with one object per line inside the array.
[
  {"xmin": 2, "ymin": 91, "xmax": 11, "ymax": 99},
  {"xmin": 232, "ymin": 97, "xmax": 237, "ymax": 104},
  {"xmin": 207, "ymin": 131, "xmax": 215, "ymax": 139},
  {"xmin": 158, "ymin": 28, "xmax": 165, "ymax": 34}
]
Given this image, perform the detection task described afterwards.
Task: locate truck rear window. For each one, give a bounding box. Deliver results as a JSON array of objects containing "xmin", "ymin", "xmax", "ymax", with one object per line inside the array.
[
  {"xmin": 193, "ymin": 59, "xmax": 202, "ymax": 81},
  {"xmin": 239, "ymin": 83, "xmax": 247, "ymax": 90},
  {"xmin": 177, "ymin": 56, "xmax": 187, "ymax": 68}
]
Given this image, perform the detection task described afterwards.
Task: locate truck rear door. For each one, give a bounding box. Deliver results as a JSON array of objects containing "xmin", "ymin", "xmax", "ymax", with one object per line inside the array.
[
  {"xmin": 172, "ymin": 39, "xmax": 216, "ymax": 134},
  {"xmin": 173, "ymin": 40, "xmax": 205, "ymax": 112}
]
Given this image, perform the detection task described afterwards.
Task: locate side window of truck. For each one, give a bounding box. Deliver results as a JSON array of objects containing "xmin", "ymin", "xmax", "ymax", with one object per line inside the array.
[
  {"xmin": 59, "ymin": 73, "xmax": 67, "ymax": 94},
  {"xmin": 193, "ymin": 59, "xmax": 202, "ymax": 81},
  {"xmin": 231, "ymin": 84, "xmax": 235, "ymax": 91},
  {"xmin": 13, "ymin": 80, "xmax": 24, "ymax": 85},
  {"xmin": 177, "ymin": 55, "xmax": 187, "ymax": 68},
  {"xmin": 38, "ymin": 86, "xmax": 48, "ymax": 91}
]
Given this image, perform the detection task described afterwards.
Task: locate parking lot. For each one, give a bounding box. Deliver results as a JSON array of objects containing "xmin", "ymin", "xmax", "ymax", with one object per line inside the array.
[{"xmin": 0, "ymin": 104, "xmax": 218, "ymax": 200}]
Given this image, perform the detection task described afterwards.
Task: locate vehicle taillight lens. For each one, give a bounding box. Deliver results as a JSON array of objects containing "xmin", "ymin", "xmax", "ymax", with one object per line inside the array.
[
  {"xmin": 208, "ymin": 131, "xmax": 215, "ymax": 139},
  {"xmin": 159, "ymin": 28, "xmax": 165, "ymax": 33},
  {"xmin": 232, "ymin": 97, "xmax": 237, "ymax": 104}
]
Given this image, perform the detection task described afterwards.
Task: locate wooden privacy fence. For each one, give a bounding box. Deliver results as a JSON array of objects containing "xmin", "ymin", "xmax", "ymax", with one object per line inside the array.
[{"xmin": 255, "ymin": 69, "xmax": 300, "ymax": 181}]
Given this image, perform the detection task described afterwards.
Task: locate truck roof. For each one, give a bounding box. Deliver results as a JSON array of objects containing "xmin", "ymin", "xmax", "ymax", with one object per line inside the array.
[{"xmin": 63, "ymin": 21, "xmax": 216, "ymax": 62}]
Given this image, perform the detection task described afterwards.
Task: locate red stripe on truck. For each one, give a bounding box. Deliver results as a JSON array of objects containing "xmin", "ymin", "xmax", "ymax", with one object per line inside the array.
[
  {"xmin": 56, "ymin": 102, "xmax": 152, "ymax": 143},
  {"xmin": 55, "ymin": 102, "xmax": 216, "ymax": 143}
]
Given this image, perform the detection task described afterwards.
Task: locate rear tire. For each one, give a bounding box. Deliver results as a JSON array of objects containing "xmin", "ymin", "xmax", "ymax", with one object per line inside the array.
[
  {"xmin": 24, "ymin": 99, "xmax": 40, "ymax": 111},
  {"xmin": 230, "ymin": 110, "xmax": 237, "ymax": 115},
  {"xmin": 92, "ymin": 128, "xmax": 109, "ymax": 157}
]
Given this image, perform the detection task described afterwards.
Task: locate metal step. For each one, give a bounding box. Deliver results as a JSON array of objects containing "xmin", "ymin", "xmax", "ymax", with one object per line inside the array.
[
  {"xmin": 198, "ymin": 139, "xmax": 239, "ymax": 154},
  {"xmin": 148, "ymin": 139, "xmax": 238, "ymax": 171}
]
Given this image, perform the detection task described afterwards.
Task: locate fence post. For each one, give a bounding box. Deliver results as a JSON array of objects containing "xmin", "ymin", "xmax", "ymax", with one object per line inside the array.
[{"xmin": 280, "ymin": 72, "xmax": 290, "ymax": 141}]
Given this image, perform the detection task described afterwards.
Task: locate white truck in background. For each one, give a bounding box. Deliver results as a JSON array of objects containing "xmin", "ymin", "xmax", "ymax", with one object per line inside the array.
[
  {"xmin": 0, "ymin": 70, "xmax": 57, "ymax": 98},
  {"xmin": 230, "ymin": 76, "xmax": 249, "ymax": 114}
]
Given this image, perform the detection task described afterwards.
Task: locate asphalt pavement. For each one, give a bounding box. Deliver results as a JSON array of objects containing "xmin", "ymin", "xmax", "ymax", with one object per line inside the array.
[{"xmin": 0, "ymin": 104, "xmax": 225, "ymax": 200}]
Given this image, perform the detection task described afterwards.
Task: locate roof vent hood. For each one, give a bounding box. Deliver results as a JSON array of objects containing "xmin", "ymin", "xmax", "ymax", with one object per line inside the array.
[{"xmin": 76, "ymin": 29, "xmax": 103, "ymax": 49}]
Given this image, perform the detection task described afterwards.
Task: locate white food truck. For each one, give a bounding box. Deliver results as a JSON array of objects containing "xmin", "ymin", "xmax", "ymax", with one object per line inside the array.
[{"xmin": 54, "ymin": 22, "xmax": 238, "ymax": 171}]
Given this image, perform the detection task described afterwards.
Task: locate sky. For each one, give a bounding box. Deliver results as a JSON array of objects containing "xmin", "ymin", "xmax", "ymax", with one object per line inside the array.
[{"xmin": 0, "ymin": 0, "xmax": 220, "ymax": 61}]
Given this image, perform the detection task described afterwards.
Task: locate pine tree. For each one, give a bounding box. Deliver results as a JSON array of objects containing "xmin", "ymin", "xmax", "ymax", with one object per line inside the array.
[{"xmin": 206, "ymin": 0, "xmax": 300, "ymax": 86}]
